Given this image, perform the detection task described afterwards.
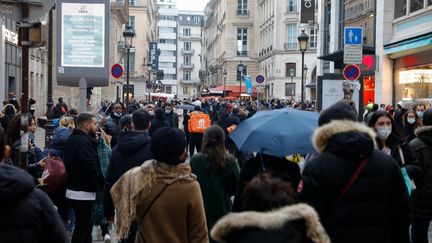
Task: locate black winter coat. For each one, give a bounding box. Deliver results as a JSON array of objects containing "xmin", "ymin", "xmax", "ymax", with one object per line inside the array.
[
  {"xmin": 104, "ymin": 115, "xmax": 121, "ymax": 148},
  {"xmin": 104, "ymin": 130, "xmax": 152, "ymax": 217},
  {"xmin": 232, "ymin": 154, "xmax": 301, "ymax": 212},
  {"xmin": 299, "ymin": 120, "xmax": 410, "ymax": 243},
  {"xmin": 385, "ymin": 134, "xmax": 421, "ymax": 179},
  {"xmin": 149, "ymin": 118, "xmax": 170, "ymax": 136},
  {"xmin": 409, "ymin": 125, "xmax": 432, "ymax": 217},
  {"xmin": 64, "ymin": 129, "xmax": 104, "ymax": 193},
  {"xmin": 211, "ymin": 204, "xmax": 330, "ymax": 243},
  {"xmin": 0, "ymin": 164, "xmax": 67, "ymax": 243}
]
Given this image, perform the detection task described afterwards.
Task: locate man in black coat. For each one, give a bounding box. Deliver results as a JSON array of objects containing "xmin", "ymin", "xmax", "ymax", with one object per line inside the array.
[
  {"xmin": 64, "ymin": 113, "xmax": 103, "ymax": 243},
  {"xmin": 299, "ymin": 100, "xmax": 411, "ymax": 243},
  {"xmin": 104, "ymin": 109, "xmax": 153, "ymax": 243},
  {"xmin": 409, "ymin": 108, "xmax": 432, "ymax": 243},
  {"xmin": 104, "ymin": 102, "xmax": 123, "ymax": 148},
  {"xmin": 164, "ymin": 102, "xmax": 179, "ymax": 128},
  {"xmin": 0, "ymin": 126, "xmax": 67, "ymax": 243}
]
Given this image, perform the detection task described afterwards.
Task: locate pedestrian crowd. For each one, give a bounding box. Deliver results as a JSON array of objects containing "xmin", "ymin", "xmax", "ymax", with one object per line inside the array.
[{"xmin": 0, "ymin": 95, "xmax": 431, "ymax": 243}]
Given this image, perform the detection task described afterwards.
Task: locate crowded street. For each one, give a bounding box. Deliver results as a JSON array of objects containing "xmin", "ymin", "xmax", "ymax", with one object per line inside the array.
[{"xmin": 1, "ymin": 0, "xmax": 432, "ymax": 242}]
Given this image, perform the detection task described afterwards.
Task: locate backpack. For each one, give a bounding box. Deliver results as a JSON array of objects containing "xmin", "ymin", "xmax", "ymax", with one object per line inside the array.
[{"xmin": 188, "ymin": 112, "xmax": 211, "ymax": 133}]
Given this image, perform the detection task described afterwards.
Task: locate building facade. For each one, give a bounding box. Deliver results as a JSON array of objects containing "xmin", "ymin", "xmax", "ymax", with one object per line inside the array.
[
  {"xmin": 0, "ymin": 16, "xmax": 21, "ymax": 105},
  {"xmin": 202, "ymin": 0, "xmax": 260, "ymax": 97},
  {"xmin": 127, "ymin": 0, "xmax": 158, "ymax": 100},
  {"xmin": 258, "ymin": 0, "xmax": 319, "ymax": 101},
  {"xmin": 157, "ymin": 0, "xmax": 178, "ymax": 95},
  {"xmin": 177, "ymin": 10, "xmax": 203, "ymax": 99}
]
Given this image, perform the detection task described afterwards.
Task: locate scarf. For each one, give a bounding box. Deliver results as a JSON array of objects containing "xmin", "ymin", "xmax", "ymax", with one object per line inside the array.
[{"xmin": 110, "ymin": 159, "xmax": 196, "ymax": 239}]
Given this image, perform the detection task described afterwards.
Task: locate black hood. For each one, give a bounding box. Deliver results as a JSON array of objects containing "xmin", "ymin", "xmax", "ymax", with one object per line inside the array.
[
  {"xmin": 117, "ymin": 130, "xmax": 151, "ymax": 153},
  {"xmin": 313, "ymin": 120, "xmax": 377, "ymax": 159},
  {"xmin": 0, "ymin": 164, "xmax": 35, "ymax": 207}
]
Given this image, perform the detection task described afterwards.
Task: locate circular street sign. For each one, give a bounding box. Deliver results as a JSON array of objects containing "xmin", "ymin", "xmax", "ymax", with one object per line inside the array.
[
  {"xmin": 256, "ymin": 75, "xmax": 265, "ymax": 84},
  {"xmin": 343, "ymin": 64, "xmax": 361, "ymax": 81},
  {"xmin": 111, "ymin": 64, "xmax": 124, "ymax": 79}
]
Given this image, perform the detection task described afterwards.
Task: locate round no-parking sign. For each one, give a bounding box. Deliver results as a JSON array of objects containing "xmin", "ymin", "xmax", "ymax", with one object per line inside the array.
[
  {"xmin": 343, "ymin": 64, "xmax": 361, "ymax": 81},
  {"xmin": 111, "ymin": 64, "xmax": 124, "ymax": 79}
]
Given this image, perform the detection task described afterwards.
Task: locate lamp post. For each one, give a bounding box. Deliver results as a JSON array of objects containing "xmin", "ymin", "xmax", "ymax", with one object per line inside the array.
[
  {"xmin": 147, "ymin": 64, "xmax": 153, "ymax": 102},
  {"xmin": 223, "ymin": 69, "xmax": 228, "ymax": 98},
  {"xmin": 297, "ymin": 29, "xmax": 309, "ymax": 105},
  {"xmin": 44, "ymin": 6, "xmax": 55, "ymax": 145},
  {"xmin": 238, "ymin": 64, "xmax": 245, "ymax": 98},
  {"xmin": 123, "ymin": 26, "xmax": 135, "ymax": 112},
  {"xmin": 289, "ymin": 68, "xmax": 295, "ymax": 102}
]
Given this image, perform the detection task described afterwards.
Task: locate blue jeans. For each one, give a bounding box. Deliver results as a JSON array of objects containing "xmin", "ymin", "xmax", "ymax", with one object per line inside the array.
[{"xmin": 411, "ymin": 215, "xmax": 432, "ymax": 243}]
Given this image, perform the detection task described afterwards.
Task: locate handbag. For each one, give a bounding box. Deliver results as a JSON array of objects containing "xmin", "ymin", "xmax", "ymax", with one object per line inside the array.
[
  {"xmin": 333, "ymin": 158, "xmax": 367, "ymax": 209},
  {"xmin": 40, "ymin": 155, "xmax": 68, "ymax": 192},
  {"xmin": 398, "ymin": 146, "xmax": 416, "ymax": 195}
]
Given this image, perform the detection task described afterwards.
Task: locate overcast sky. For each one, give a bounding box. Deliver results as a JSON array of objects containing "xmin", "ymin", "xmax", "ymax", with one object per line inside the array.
[{"xmin": 176, "ymin": 0, "xmax": 209, "ymax": 11}]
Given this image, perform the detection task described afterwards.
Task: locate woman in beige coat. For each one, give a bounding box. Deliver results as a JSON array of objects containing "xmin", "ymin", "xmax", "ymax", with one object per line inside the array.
[{"xmin": 111, "ymin": 127, "xmax": 209, "ymax": 243}]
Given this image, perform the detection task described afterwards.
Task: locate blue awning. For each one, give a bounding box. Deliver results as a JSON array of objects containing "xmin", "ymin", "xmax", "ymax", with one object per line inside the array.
[{"xmin": 384, "ymin": 33, "xmax": 432, "ymax": 55}]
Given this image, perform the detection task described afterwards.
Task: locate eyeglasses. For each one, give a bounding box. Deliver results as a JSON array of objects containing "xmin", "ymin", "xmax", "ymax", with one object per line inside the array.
[{"xmin": 377, "ymin": 121, "xmax": 391, "ymax": 126}]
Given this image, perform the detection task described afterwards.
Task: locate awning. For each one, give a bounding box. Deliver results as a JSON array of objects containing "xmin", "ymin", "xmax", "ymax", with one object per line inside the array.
[
  {"xmin": 384, "ymin": 32, "xmax": 432, "ymax": 56},
  {"xmin": 210, "ymin": 85, "xmax": 257, "ymax": 93}
]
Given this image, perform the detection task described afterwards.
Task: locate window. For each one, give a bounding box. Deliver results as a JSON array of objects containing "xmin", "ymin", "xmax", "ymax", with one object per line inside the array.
[
  {"xmin": 193, "ymin": 16, "xmax": 200, "ymax": 24},
  {"xmin": 285, "ymin": 63, "xmax": 296, "ymax": 77},
  {"xmin": 183, "ymin": 72, "xmax": 191, "ymax": 80},
  {"xmin": 183, "ymin": 86, "xmax": 189, "ymax": 94},
  {"xmin": 237, "ymin": 0, "xmax": 248, "ymax": 15},
  {"xmin": 160, "ymin": 39, "xmax": 175, "ymax": 44},
  {"xmin": 286, "ymin": 24, "xmax": 297, "ymax": 50},
  {"xmin": 166, "ymin": 86, "xmax": 172, "ymax": 94},
  {"xmin": 410, "ymin": 0, "xmax": 423, "ymax": 12},
  {"xmin": 287, "ymin": 0, "xmax": 297, "ymax": 12},
  {"xmin": 127, "ymin": 52, "xmax": 135, "ymax": 72},
  {"xmin": 183, "ymin": 28, "xmax": 191, "ymax": 36},
  {"xmin": 183, "ymin": 56, "xmax": 191, "ymax": 65},
  {"xmin": 184, "ymin": 42, "xmax": 191, "ymax": 51},
  {"xmin": 236, "ymin": 65, "xmax": 247, "ymax": 81},
  {"xmin": 237, "ymin": 28, "xmax": 248, "ymax": 56},
  {"xmin": 429, "ymin": 0, "xmax": 432, "ymax": 6},
  {"xmin": 309, "ymin": 27, "xmax": 317, "ymax": 49},
  {"xmin": 127, "ymin": 16, "xmax": 135, "ymax": 29},
  {"xmin": 128, "ymin": 0, "xmax": 136, "ymax": 6},
  {"xmin": 285, "ymin": 83, "xmax": 295, "ymax": 97}
]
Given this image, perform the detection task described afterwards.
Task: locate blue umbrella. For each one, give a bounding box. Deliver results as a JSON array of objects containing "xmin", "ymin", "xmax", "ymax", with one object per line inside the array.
[{"xmin": 229, "ymin": 108, "xmax": 319, "ymax": 157}]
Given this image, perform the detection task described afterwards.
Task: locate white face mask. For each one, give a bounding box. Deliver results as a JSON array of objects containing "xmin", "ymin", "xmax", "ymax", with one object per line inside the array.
[
  {"xmin": 165, "ymin": 110, "xmax": 171, "ymax": 114},
  {"xmin": 377, "ymin": 125, "xmax": 392, "ymax": 140},
  {"xmin": 407, "ymin": 117, "xmax": 416, "ymax": 124},
  {"xmin": 114, "ymin": 112, "xmax": 122, "ymax": 117},
  {"xmin": 417, "ymin": 111, "xmax": 424, "ymax": 119}
]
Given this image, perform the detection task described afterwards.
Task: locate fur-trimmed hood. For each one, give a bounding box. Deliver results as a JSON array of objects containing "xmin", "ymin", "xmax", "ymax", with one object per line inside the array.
[
  {"xmin": 415, "ymin": 125, "xmax": 432, "ymax": 136},
  {"xmin": 210, "ymin": 203, "xmax": 330, "ymax": 243},
  {"xmin": 312, "ymin": 120, "xmax": 376, "ymax": 155}
]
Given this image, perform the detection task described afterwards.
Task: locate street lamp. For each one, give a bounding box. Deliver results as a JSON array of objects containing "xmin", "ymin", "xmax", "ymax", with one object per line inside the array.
[
  {"xmin": 223, "ymin": 69, "xmax": 228, "ymax": 98},
  {"xmin": 123, "ymin": 25, "xmax": 135, "ymax": 112},
  {"xmin": 289, "ymin": 68, "xmax": 295, "ymax": 101},
  {"xmin": 297, "ymin": 29, "xmax": 309, "ymax": 106},
  {"xmin": 147, "ymin": 64, "xmax": 153, "ymax": 102},
  {"xmin": 238, "ymin": 64, "xmax": 245, "ymax": 98}
]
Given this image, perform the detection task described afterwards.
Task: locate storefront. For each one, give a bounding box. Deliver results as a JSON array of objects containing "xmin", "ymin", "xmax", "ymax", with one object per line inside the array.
[
  {"xmin": 0, "ymin": 17, "xmax": 21, "ymax": 103},
  {"xmin": 385, "ymin": 33, "xmax": 432, "ymax": 108}
]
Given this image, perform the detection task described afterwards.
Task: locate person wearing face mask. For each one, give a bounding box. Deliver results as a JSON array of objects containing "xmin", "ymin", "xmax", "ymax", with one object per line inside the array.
[
  {"xmin": 401, "ymin": 110, "xmax": 423, "ymax": 143},
  {"xmin": 164, "ymin": 103, "xmax": 179, "ymax": 128},
  {"xmin": 104, "ymin": 103, "xmax": 124, "ymax": 148},
  {"xmin": 415, "ymin": 104, "xmax": 426, "ymax": 121},
  {"xmin": 145, "ymin": 104, "xmax": 156, "ymax": 117},
  {"xmin": 368, "ymin": 111, "xmax": 421, "ymax": 180}
]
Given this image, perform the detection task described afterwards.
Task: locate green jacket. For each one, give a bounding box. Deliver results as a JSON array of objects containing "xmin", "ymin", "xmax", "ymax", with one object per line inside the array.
[{"xmin": 190, "ymin": 153, "xmax": 240, "ymax": 235}]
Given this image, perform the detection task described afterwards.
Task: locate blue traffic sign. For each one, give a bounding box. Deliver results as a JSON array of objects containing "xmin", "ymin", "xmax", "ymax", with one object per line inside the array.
[
  {"xmin": 256, "ymin": 75, "xmax": 265, "ymax": 84},
  {"xmin": 344, "ymin": 27, "xmax": 363, "ymax": 45},
  {"xmin": 343, "ymin": 64, "xmax": 361, "ymax": 81},
  {"xmin": 111, "ymin": 64, "xmax": 124, "ymax": 79}
]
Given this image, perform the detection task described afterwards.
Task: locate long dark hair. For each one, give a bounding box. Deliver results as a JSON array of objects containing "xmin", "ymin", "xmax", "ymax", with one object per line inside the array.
[
  {"xmin": 201, "ymin": 125, "xmax": 229, "ymax": 171},
  {"xmin": 368, "ymin": 110, "xmax": 404, "ymax": 149}
]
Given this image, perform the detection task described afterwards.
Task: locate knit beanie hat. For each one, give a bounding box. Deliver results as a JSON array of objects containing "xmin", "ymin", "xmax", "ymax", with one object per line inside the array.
[
  {"xmin": 318, "ymin": 100, "xmax": 358, "ymax": 126},
  {"xmin": 151, "ymin": 127, "xmax": 187, "ymax": 165},
  {"xmin": 423, "ymin": 108, "xmax": 432, "ymax": 126}
]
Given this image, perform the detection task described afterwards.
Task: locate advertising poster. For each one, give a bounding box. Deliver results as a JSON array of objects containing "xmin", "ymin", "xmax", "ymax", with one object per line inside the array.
[
  {"xmin": 322, "ymin": 79, "xmax": 359, "ymax": 111},
  {"xmin": 245, "ymin": 75, "xmax": 253, "ymax": 95},
  {"xmin": 61, "ymin": 3, "xmax": 105, "ymax": 67}
]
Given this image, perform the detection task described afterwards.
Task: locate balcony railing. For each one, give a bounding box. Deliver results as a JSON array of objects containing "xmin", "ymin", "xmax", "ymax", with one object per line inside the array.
[
  {"xmin": 181, "ymin": 48, "xmax": 195, "ymax": 55},
  {"xmin": 179, "ymin": 34, "xmax": 201, "ymax": 39},
  {"xmin": 236, "ymin": 51, "xmax": 248, "ymax": 56},
  {"xmin": 180, "ymin": 79, "xmax": 200, "ymax": 84},
  {"xmin": 181, "ymin": 63, "xmax": 195, "ymax": 69},
  {"xmin": 237, "ymin": 9, "xmax": 249, "ymax": 16},
  {"xmin": 284, "ymin": 43, "xmax": 297, "ymax": 50}
]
